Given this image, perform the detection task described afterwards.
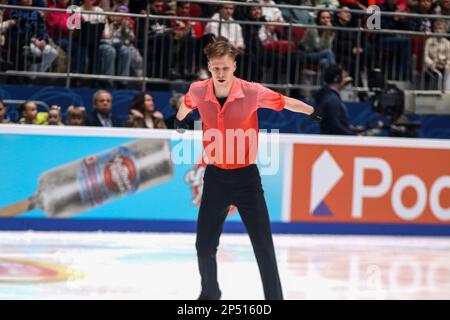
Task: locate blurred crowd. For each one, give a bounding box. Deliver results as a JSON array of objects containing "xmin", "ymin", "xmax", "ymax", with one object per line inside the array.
[
  {"xmin": 0, "ymin": 90, "xmax": 191, "ymax": 128},
  {"xmin": 0, "ymin": 0, "xmax": 449, "ymax": 89}
]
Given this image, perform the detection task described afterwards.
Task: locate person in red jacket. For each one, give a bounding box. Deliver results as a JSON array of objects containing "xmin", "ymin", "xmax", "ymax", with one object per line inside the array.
[
  {"xmin": 175, "ymin": 38, "xmax": 320, "ymax": 300},
  {"xmin": 45, "ymin": 0, "xmax": 71, "ymax": 46}
]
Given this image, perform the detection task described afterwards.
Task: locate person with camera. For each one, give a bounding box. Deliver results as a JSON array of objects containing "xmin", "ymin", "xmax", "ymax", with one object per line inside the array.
[{"xmin": 314, "ymin": 64, "xmax": 355, "ymax": 135}]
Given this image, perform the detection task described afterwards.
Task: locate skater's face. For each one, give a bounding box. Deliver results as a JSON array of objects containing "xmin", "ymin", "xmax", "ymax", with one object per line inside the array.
[
  {"xmin": 208, "ymin": 55, "xmax": 236, "ymax": 89},
  {"xmin": 144, "ymin": 94, "xmax": 155, "ymax": 113},
  {"xmin": 94, "ymin": 92, "xmax": 112, "ymax": 115}
]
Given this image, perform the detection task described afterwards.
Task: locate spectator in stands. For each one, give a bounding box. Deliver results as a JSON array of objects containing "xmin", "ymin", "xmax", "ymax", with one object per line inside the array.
[
  {"xmin": 437, "ymin": 0, "xmax": 450, "ymax": 15},
  {"xmin": 98, "ymin": 4, "xmax": 133, "ymax": 88},
  {"xmin": 314, "ymin": 64, "xmax": 355, "ymax": 135},
  {"xmin": 377, "ymin": 0, "xmax": 412, "ymax": 81},
  {"xmin": 137, "ymin": 0, "xmax": 175, "ymax": 79},
  {"xmin": 126, "ymin": 92, "xmax": 166, "ymax": 128},
  {"xmin": 204, "ymin": 4, "xmax": 245, "ymax": 78},
  {"xmin": 66, "ymin": 105, "xmax": 87, "ymax": 126},
  {"xmin": 278, "ymin": 0, "xmax": 313, "ymax": 25},
  {"xmin": 108, "ymin": 4, "xmax": 145, "ymax": 79},
  {"xmin": 174, "ymin": 1, "xmax": 203, "ymax": 39},
  {"xmin": 0, "ymin": 0, "xmax": 16, "ymax": 69},
  {"xmin": 258, "ymin": 0, "xmax": 285, "ymax": 22},
  {"xmin": 251, "ymin": 4, "xmax": 282, "ymax": 44},
  {"xmin": 77, "ymin": 0, "xmax": 109, "ymax": 75},
  {"xmin": 0, "ymin": 1, "xmax": 16, "ymax": 47},
  {"xmin": 45, "ymin": 0, "xmax": 71, "ymax": 49},
  {"xmin": 242, "ymin": 1, "xmax": 290, "ymax": 82},
  {"xmin": 142, "ymin": 1, "xmax": 198, "ymax": 80},
  {"xmin": 333, "ymin": 6, "xmax": 365, "ymax": 87},
  {"xmin": 86, "ymin": 90, "xmax": 122, "ymax": 127},
  {"xmin": 18, "ymin": 101, "xmax": 48, "ymax": 125},
  {"xmin": 302, "ymin": 10, "xmax": 336, "ymax": 83},
  {"xmin": 0, "ymin": 99, "xmax": 11, "ymax": 124},
  {"xmin": 47, "ymin": 105, "xmax": 64, "ymax": 125},
  {"xmin": 45, "ymin": 0, "xmax": 77, "ymax": 74},
  {"xmin": 205, "ymin": 4, "xmax": 245, "ymax": 53},
  {"xmin": 142, "ymin": 0, "xmax": 170, "ymax": 36},
  {"xmin": 425, "ymin": 19, "xmax": 450, "ymax": 91},
  {"xmin": 7, "ymin": 0, "xmax": 59, "ymax": 73},
  {"xmin": 409, "ymin": 0, "xmax": 433, "ymax": 32},
  {"xmin": 158, "ymin": 1, "xmax": 204, "ymax": 79}
]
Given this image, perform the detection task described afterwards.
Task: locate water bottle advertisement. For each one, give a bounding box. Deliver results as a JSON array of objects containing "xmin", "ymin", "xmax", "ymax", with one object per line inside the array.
[{"xmin": 0, "ymin": 127, "xmax": 285, "ymax": 224}]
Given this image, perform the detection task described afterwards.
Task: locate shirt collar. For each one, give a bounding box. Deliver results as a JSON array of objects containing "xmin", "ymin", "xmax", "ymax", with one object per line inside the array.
[{"xmin": 204, "ymin": 77, "xmax": 245, "ymax": 103}]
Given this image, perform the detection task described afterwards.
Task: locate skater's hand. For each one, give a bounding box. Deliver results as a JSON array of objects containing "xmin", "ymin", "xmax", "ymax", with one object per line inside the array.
[
  {"xmin": 174, "ymin": 118, "xmax": 190, "ymax": 133},
  {"xmin": 309, "ymin": 108, "xmax": 323, "ymax": 122}
]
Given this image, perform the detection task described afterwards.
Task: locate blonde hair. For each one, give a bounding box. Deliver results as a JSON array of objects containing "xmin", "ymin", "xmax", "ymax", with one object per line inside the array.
[{"xmin": 203, "ymin": 37, "xmax": 240, "ymax": 61}]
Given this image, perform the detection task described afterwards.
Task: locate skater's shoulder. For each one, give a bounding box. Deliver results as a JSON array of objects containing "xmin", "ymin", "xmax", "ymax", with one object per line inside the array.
[
  {"xmin": 234, "ymin": 78, "xmax": 263, "ymax": 93},
  {"xmin": 189, "ymin": 79, "xmax": 211, "ymax": 89}
]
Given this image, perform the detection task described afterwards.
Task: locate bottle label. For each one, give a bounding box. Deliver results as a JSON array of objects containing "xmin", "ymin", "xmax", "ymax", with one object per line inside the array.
[{"xmin": 78, "ymin": 146, "xmax": 140, "ymax": 206}]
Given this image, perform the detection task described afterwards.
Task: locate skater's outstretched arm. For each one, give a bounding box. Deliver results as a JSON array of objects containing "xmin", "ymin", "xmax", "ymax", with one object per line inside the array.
[{"xmin": 283, "ymin": 96, "xmax": 322, "ymax": 121}]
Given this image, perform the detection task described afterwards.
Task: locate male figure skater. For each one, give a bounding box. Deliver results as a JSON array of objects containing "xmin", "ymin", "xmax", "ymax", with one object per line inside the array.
[{"xmin": 176, "ymin": 38, "xmax": 319, "ymax": 300}]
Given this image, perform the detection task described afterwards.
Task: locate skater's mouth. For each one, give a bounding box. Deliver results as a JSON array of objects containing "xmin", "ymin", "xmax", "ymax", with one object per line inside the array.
[{"xmin": 217, "ymin": 80, "xmax": 225, "ymax": 83}]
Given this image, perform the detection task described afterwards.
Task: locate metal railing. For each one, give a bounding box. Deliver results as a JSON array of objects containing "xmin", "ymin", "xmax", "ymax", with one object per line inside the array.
[{"xmin": 1, "ymin": 2, "xmax": 449, "ymax": 95}]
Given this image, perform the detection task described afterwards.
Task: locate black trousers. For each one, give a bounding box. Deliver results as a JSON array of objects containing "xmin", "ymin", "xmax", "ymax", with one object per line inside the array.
[{"xmin": 196, "ymin": 164, "xmax": 283, "ymax": 300}]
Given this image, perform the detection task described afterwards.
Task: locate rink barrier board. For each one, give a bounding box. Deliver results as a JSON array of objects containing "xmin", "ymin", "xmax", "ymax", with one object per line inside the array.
[
  {"xmin": 0, "ymin": 126, "xmax": 449, "ymax": 235},
  {"xmin": 1, "ymin": 218, "xmax": 450, "ymax": 236}
]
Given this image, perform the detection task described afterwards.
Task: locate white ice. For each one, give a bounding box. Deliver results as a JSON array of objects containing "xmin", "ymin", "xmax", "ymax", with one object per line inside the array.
[{"xmin": 1, "ymin": 231, "xmax": 450, "ymax": 300}]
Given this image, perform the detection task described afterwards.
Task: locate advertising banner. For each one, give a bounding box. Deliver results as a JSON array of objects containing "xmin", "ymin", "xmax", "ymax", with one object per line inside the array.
[
  {"xmin": 290, "ymin": 144, "xmax": 450, "ymax": 225},
  {"xmin": 0, "ymin": 126, "xmax": 449, "ymax": 235}
]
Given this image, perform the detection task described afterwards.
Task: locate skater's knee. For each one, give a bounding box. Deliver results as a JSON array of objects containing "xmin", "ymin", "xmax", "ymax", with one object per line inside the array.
[{"xmin": 196, "ymin": 242, "xmax": 217, "ymax": 256}]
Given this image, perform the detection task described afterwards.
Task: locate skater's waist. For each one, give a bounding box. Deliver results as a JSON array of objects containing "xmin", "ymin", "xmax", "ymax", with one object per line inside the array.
[{"xmin": 208, "ymin": 164, "xmax": 258, "ymax": 174}]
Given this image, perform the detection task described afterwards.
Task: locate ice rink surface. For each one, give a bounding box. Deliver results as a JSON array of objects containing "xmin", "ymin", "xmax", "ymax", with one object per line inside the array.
[{"xmin": 1, "ymin": 231, "xmax": 449, "ymax": 300}]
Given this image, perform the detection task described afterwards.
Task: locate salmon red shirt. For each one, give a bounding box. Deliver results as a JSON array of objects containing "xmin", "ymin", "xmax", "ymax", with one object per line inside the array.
[{"xmin": 184, "ymin": 77, "xmax": 285, "ymax": 169}]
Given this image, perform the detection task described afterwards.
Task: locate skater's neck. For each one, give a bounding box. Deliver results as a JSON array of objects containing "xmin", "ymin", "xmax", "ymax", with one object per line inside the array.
[{"xmin": 213, "ymin": 78, "xmax": 234, "ymax": 98}]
